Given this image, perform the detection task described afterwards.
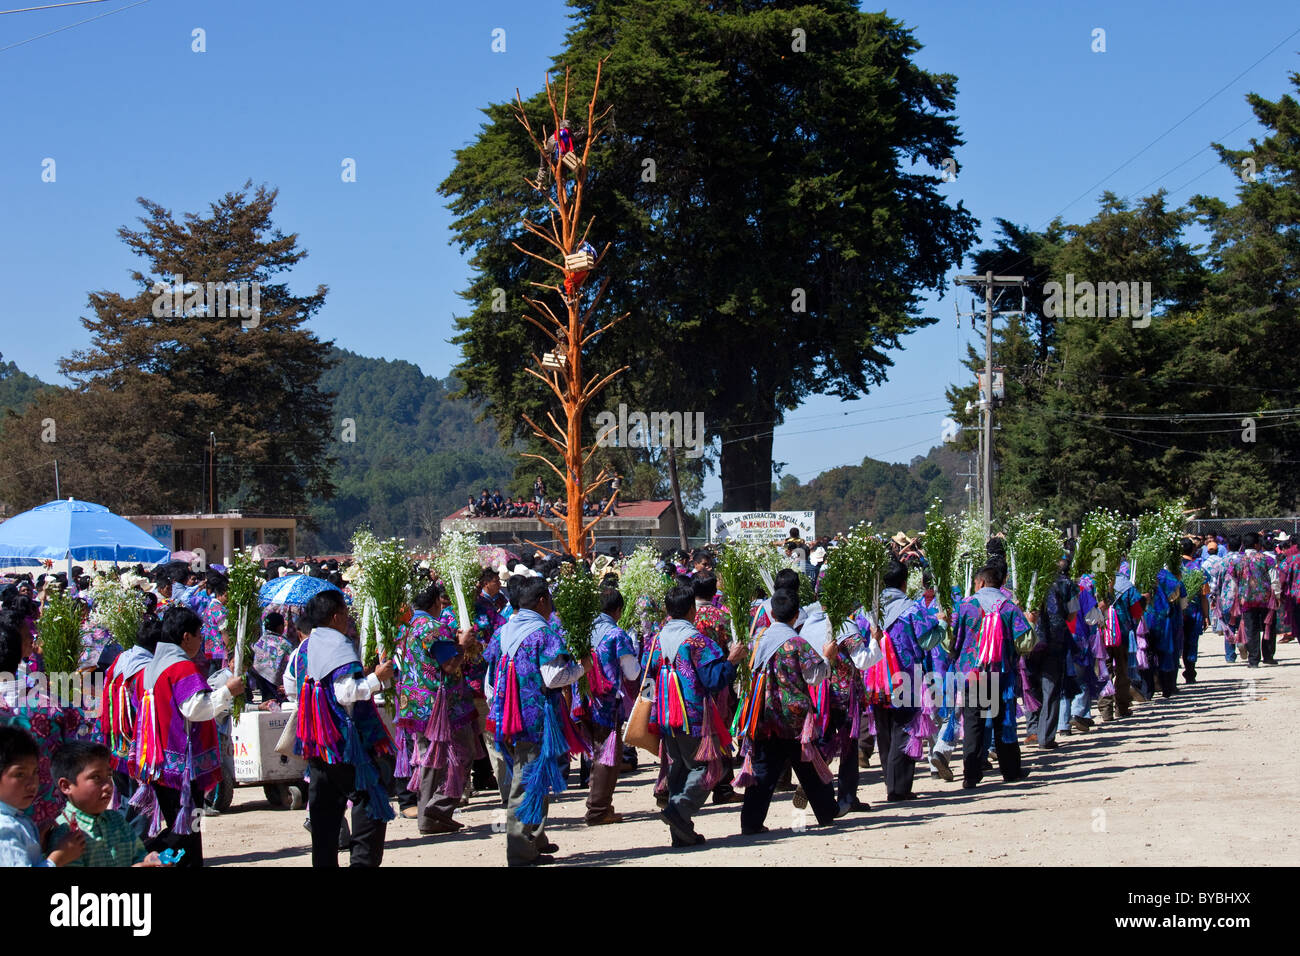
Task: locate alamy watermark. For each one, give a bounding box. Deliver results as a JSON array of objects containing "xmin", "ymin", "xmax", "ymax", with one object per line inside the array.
[
  {"xmin": 594, "ymin": 404, "xmax": 705, "ymax": 459},
  {"xmin": 150, "ymin": 273, "xmax": 261, "ymax": 328},
  {"xmin": 1043, "ymin": 274, "xmax": 1151, "ymax": 328},
  {"xmin": 3, "ymin": 671, "xmax": 105, "ymax": 713}
]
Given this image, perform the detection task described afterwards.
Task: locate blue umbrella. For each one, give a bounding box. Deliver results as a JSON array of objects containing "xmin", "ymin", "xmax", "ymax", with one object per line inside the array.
[
  {"xmin": 258, "ymin": 573, "xmax": 348, "ymax": 609},
  {"xmin": 0, "ymin": 498, "xmax": 170, "ymax": 569}
]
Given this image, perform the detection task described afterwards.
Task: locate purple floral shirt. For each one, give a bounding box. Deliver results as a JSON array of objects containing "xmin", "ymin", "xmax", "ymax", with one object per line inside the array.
[
  {"xmin": 396, "ymin": 611, "xmax": 476, "ymax": 731},
  {"xmin": 483, "ymin": 613, "xmax": 570, "ymax": 745},
  {"xmin": 201, "ymin": 598, "xmax": 227, "ymax": 662},
  {"xmin": 583, "ymin": 613, "xmax": 637, "ymax": 729},
  {"xmin": 644, "ymin": 626, "xmax": 726, "ymax": 738}
]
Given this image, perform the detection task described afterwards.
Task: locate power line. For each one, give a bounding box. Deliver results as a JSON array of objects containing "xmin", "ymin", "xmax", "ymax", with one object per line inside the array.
[
  {"xmin": 0, "ymin": 0, "xmax": 147, "ymax": 54},
  {"xmin": 963, "ymin": 24, "xmax": 1300, "ymax": 286},
  {"xmin": 0, "ymin": 1, "xmax": 110, "ymax": 14},
  {"xmin": 1050, "ymin": 23, "xmax": 1300, "ymax": 223}
]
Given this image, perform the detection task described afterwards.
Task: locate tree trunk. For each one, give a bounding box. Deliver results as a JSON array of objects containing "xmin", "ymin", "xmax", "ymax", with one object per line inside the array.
[
  {"xmin": 666, "ymin": 448, "xmax": 689, "ymax": 552},
  {"xmin": 720, "ymin": 397, "xmax": 775, "ymax": 511}
]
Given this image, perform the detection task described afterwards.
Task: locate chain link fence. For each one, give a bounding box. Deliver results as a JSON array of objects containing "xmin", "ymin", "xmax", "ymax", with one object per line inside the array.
[{"xmin": 1185, "ymin": 518, "xmax": 1299, "ymax": 544}]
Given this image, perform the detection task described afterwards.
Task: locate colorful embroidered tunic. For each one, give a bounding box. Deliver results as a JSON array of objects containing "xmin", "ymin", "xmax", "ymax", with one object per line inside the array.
[
  {"xmin": 293, "ymin": 633, "xmax": 393, "ymax": 766},
  {"xmin": 396, "ymin": 610, "xmax": 475, "ymax": 732},
  {"xmin": 945, "ymin": 587, "xmax": 1030, "ymax": 742},
  {"xmin": 134, "ymin": 650, "xmax": 222, "ymax": 793},
  {"xmin": 582, "ymin": 613, "xmax": 637, "ymax": 729},
  {"xmin": 250, "ymin": 631, "xmax": 293, "ymax": 687},
  {"xmin": 483, "ymin": 610, "xmax": 571, "ymax": 747},
  {"xmin": 1232, "ymin": 551, "xmax": 1275, "ymax": 610},
  {"xmin": 0, "ymin": 679, "xmax": 82, "ymax": 831},
  {"xmin": 200, "ymin": 598, "xmax": 227, "ymax": 663},
  {"xmin": 101, "ymin": 647, "xmax": 152, "ymax": 774},
  {"xmin": 693, "ymin": 602, "xmax": 730, "ymax": 645},
  {"xmin": 643, "ymin": 619, "xmax": 728, "ymax": 738},
  {"xmin": 753, "ymin": 634, "xmax": 824, "ymax": 740}
]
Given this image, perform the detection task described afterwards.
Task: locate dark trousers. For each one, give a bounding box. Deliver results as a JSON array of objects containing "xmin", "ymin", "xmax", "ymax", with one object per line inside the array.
[
  {"xmin": 113, "ymin": 771, "xmax": 151, "ymax": 842},
  {"xmin": 1182, "ymin": 614, "xmax": 1201, "ymax": 677},
  {"xmin": 1241, "ymin": 608, "xmax": 1267, "ymax": 666},
  {"xmin": 872, "ymin": 704, "xmax": 917, "ymax": 798},
  {"xmin": 143, "ymin": 782, "xmax": 204, "ymax": 867},
  {"xmin": 828, "ymin": 711, "xmax": 859, "ymax": 809},
  {"xmin": 739, "ymin": 737, "xmax": 838, "ymax": 832},
  {"xmin": 584, "ymin": 722, "xmax": 622, "ymax": 822},
  {"xmin": 1036, "ymin": 645, "xmax": 1066, "ymax": 746},
  {"xmin": 961, "ymin": 705, "xmax": 1021, "ymax": 785},
  {"xmin": 308, "ymin": 757, "xmax": 390, "ymax": 867}
]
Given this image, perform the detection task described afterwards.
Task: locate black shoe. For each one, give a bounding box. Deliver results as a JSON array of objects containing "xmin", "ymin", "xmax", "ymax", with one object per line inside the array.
[
  {"xmin": 1183, "ymin": 672, "xmax": 1197, "ymax": 683},
  {"xmin": 536, "ymin": 841, "xmax": 558, "ymax": 854},
  {"xmin": 843, "ymin": 799, "xmax": 871, "ymax": 813},
  {"xmin": 660, "ymin": 805, "xmax": 696, "ymax": 844},
  {"xmin": 886, "ymin": 792, "xmax": 919, "ymax": 802},
  {"xmin": 1003, "ymin": 770, "xmax": 1031, "ymax": 783},
  {"xmin": 1077, "ymin": 716, "xmax": 1095, "ymax": 727},
  {"xmin": 1264, "ymin": 660, "xmax": 1279, "ymax": 666},
  {"xmin": 740, "ymin": 825, "xmax": 769, "ymax": 836},
  {"xmin": 962, "ymin": 779, "xmax": 978, "ymax": 790},
  {"xmin": 1039, "ymin": 740, "xmax": 1059, "ymax": 751},
  {"xmin": 671, "ymin": 832, "xmax": 706, "ymax": 848}
]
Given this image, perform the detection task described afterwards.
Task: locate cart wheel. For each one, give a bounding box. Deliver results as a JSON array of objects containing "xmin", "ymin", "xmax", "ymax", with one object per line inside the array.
[
  {"xmin": 209, "ymin": 765, "xmax": 235, "ymax": 813},
  {"xmin": 263, "ymin": 783, "xmax": 293, "ymax": 810}
]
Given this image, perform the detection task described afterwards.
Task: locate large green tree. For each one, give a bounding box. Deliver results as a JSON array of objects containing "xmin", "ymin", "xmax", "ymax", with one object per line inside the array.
[
  {"xmin": 0, "ymin": 183, "xmax": 336, "ymax": 517},
  {"xmin": 441, "ymin": 0, "xmax": 978, "ymax": 510},
  {"xmin": 948, "ymin": 67, "xmax": 1300, "ymax": 523}
]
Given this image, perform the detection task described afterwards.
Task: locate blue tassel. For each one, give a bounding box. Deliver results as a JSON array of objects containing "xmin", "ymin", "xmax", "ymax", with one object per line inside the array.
[
  {"xmin": 342, "ymin": 722, "xmax": 393, "ymax": 822},
  {"xmin": 515, "ymin": 697, "xmax": 568, "ymax": 825}
]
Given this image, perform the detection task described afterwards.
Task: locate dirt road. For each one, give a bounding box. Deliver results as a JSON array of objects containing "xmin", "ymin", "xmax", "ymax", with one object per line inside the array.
[{"xmin": 203, "ymin": 639, "xmax": 1299, "ymax": 867}]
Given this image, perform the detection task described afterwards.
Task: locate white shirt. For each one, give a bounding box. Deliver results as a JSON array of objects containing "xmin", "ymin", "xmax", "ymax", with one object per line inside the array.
[{"xmin": 0, "ymin": 800, "xmax": 53, "ymax": 868}]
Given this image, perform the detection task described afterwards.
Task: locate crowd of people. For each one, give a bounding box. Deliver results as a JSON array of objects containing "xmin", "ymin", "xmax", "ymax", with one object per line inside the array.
[
  {"xmin": 465, "ymin": 475, "xmax": 620, "ymax": 519},
  {"xmin": 1, "ymin": 518, "xmax": 1294, "ymax": 867}
]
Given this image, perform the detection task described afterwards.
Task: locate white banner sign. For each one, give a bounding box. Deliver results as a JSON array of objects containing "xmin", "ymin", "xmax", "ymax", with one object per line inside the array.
[{"xmin": 709, "ymin": 511, "xmax": 815, "ymax": 545}]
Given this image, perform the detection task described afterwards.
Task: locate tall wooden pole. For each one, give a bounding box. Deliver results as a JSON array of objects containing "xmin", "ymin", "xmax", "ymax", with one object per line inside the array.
[{"xmin": 512, "ymin": 60, "xmax": 630, "ymax": 559}]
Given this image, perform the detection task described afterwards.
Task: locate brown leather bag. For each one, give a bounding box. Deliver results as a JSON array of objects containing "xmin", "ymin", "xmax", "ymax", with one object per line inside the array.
[{"xmin": 623, "ymin": 693, "xmax": 660, "ymax": 755}]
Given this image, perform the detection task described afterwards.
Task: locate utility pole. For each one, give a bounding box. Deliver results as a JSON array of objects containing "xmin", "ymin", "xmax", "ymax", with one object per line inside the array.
[
  {"xmin": 209, "ymin": 431, "xmax": 216, "ymax": 513},
  {"xmin": 955, "ymin": 272, "xmax": 1025, "ymax": 542},
  {"xmin": 956, "ymin": 457, "xmax": 977, "ymax": 508},
  {"xmin": 53, "ymin": 459, "xmax": 60, "ymax": 499}
]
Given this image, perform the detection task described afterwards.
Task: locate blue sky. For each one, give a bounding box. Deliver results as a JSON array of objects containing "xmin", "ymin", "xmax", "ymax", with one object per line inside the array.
[{"xmin": 3, "ymin": 0, "xmax": 1297, "ymax": 507}]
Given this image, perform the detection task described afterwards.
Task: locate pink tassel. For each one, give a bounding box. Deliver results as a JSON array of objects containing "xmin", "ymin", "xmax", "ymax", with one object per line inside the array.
[
  {"xmin": 109, "ymin": 779, "xmax": 121, "ymax": 811},
  {"xmin": 903, "ymin": 733, "xmax": 924, "ymax": 760},
  {"xmin": 864, "ymin": 705, "xmax": 877, "ymax": 738},
  {"xmin": 597, "ymin": 727, "xmax": 620, "ymax": 767},
  {"xmin": 439, "ymin": 736, "xmax": 470, "ymax": 801},
  {"xmin": 560, "ymin": 704, "xmax": 592, "ymax": 758},
  {"xmin": 731, "ymin": 739, "xmax": 756, "ymax": 789},
  {"xmin": 422, "ymin": 688, "xmax": 454, "ymax": 771},
  {"xmin": 801, "ymin": 741, "xmax": 834, "ymax": 784},
  {"xmin": 694, "ymin": 729, "xmax": 722, "ymax": 764},
  {"xmin": 129, "ymin": 781, "xmax": 161, "ymax": 837},
  {"xmin": 907, "ymin": 709, "xmax": 938, "ymax": 742},
  {"xmin": 799, "ymin": 709, "xmax": 818, "ymax": 746},
  {"xmin": 653, "ymin": 741, "xmax": 669, "ymax": 797},
  {"xmin": 702, "ymin": 757, "xmax": 727, "ymax": 792},
  {"xmin": 393, "ymin": 726, "xmax": 411, "ymax": 778}
]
